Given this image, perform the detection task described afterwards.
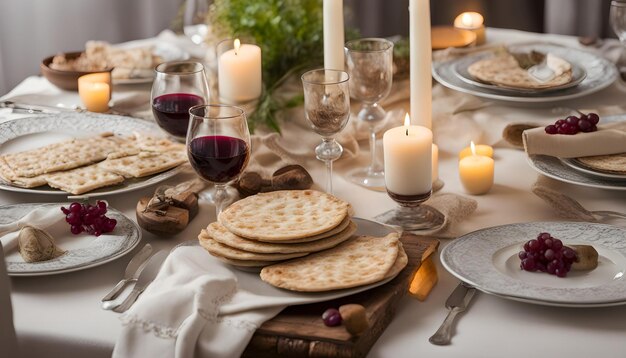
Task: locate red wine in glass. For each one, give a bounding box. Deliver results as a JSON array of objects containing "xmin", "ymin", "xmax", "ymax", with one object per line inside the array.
[
  {"xmin": 188, "ymin": 135, "xmax": 250, "ymax": 183},
  {"xmin": 152, "ymin": 93, "xmax": 204, "ymax": 138}
]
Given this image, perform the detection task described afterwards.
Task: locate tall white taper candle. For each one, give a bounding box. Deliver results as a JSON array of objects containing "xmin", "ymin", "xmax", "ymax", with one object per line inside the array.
[
  {"xmin": 409, "ymin": 0, "xmax": 432, "ymax": 129},
  {"xmin": 323, "ymin": 0, "xmax": 345, "ymax": 70}
]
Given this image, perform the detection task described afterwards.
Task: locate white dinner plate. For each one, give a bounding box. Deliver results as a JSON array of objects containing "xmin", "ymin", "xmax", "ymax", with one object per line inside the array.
[
  {"xmin": 0, "ymin": 112, "xmax": 185, "ymax": 198},
  {"xmin": 433, "ymin": 42, "xmax": 618, "ymax": 103},
  {"xmin": 526, "ymin": 113, "xmax": 626, "ymax": 190},
  {"xmin": 112, "ymin": 42, "xmax": 190, "ymax": 85},
  {"xmin": 3, "ymin": 203, "xmax": 141, "ymax": 276},
  {"xmin": 453, "ymin": 55, "xmax": 587, "ymax": 94},
  {"xmin": 441, "ymin": 222, "xmax": 626, "ymax": 307},
  {"xmin": 183, "ymin": 217, "xmax": 402, "ymax": 313}
]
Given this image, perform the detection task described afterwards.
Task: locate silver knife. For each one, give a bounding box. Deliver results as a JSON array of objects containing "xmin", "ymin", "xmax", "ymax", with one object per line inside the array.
[
  {"xmin": 112, "ymin": 250, "xmax": 169, "ymax": 313},
  {"xmin": 102, "ymin": 243, "xmax": 153, "ymax": 302},
  {"xmin": 0, "ymin": 100, "xmax": 79, "ymax": 114},
  {"xmin": 429, "ymin": 282, "xmax": 476, "ymax": 345}
]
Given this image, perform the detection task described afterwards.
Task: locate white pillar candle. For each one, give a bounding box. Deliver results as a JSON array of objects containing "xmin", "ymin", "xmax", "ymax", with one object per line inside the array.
[
  {"xmin": 323, "ymin": 0, "xmax": 344, "ymax": 70},
  {"xmin": 383, "ymin": 114, "xmax": 432, "ymax": 196},
  {"xmin": 409, "ymin": 0, "xmax": 432, "ymax": 129},
  {"xmin": 78, "ymin": 72, "xmax": 111, "ymax": 113},
  {"xmin": 454, "ymin": 12, "xmax": 486, "ymax": 45},
  {"xmin": 459, "ymin": 141, "xmax": 494, "ymax": 195},
  {"xmin": 431, "ymin": 143, "xmax": 439, "ymax": 183},
  {"xmin": 218, "ymin": 39, "xmax": 262, "ymax": 103}
]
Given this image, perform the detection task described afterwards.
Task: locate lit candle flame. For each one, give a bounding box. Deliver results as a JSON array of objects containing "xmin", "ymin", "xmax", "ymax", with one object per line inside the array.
[
  {"xmin": 234, "ymin": 38, "xmax": 241, "ymax": 55},
  {"xmin": 404, "ymin": 113, "xmax": 411, "ymax": 136},
  {"xmin": 470, "ymin": 141, "xmax": 476, "ymax": 156},
  {"xmin": 459, "ymin": 12, "xmax": 483, "ymax": 27}
]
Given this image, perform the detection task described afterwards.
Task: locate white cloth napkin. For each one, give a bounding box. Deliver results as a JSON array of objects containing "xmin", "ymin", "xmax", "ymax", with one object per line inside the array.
[
  {"xmin": 522, "ymin": 121, "xmax": 626, "ymax": 158},
  {"xmin": 0, "ymin": 206, "xmax": 65, "ymax": 251},
  {"xmin": 112, "ymin": 247, "xmax": 284, "ymax": 358}
]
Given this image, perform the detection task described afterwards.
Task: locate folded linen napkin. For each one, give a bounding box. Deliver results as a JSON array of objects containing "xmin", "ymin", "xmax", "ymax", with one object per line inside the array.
[
  {"xmin": 0, "ymin": 206, "xmax": 64, "ymax": 251},
  {"xmin": 113, "ymin": 246, "xmax": 283, "ymax": 358},
  {"xmin": 523, "ymin": 121, "xmax": 626, "ymax": 158}
]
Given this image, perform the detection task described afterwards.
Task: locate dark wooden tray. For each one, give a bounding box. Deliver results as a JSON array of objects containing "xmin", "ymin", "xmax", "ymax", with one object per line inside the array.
[{"xmin": 242, "ymin": 233, "xmax": 439, "ymax": 358}]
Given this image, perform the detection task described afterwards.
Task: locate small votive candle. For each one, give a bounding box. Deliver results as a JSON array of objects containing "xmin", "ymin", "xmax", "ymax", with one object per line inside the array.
[
  {"xmin": 459, "ymin": 141, "xmax": 494, "ymax": 195},
  {"xmin": 454, "ymin": 12, "xmax": 486, "ymax": 45},
  {"xmin": 459, "ymin": 143, "xmax": 493, "ymax": 159},
  {"xmin": 78, "ymin": 72, "xmax": 111, "ymax": 113}
]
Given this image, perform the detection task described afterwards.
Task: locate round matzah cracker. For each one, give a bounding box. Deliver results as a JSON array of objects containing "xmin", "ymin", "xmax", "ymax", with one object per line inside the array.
[
  {"xmin": 208, "ymin": 252, "xmax": 278, "ymax": 268},
  {"xmin": 575, "ymin": 153, "xmax": 626, "ymax": 174},
  {"xmin": 258, "ymin": 216, "xmax": 352, "ymax": 244},
  {"xmin": 259, "ymin": 233, "xmax": 400, "ymax": 292},
  {"xmin": 207, "ymin": 221, "xmax": 357, "ymax": 254},
  {"xmin": 198, "ymin": 230, "xmax": 309, "ymax": 261},
  {"xmin": 218, "ymin": 190, "xmax": 351, "ymax": 241},
  {"xmin": 468, "ymin": 54, "xmax": 572, "ymax": 89},
  {"xmin": 383, "ymin": 244, "xmax": 408, "ymax": 280}
]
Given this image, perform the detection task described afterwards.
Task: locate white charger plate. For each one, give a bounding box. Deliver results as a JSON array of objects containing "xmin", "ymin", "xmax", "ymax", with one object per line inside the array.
[
  {"xmin": 433, "ymin": 42, "xmax": 618, "ymax": 103},
  {"xmin": 3, "ymin": 203, "xmax": 141, "ymax": 276},
  {"xmin": 0, "ymin": 112, "xmax": 184, "ymax": 198},
  {"xmin": 441, "ymin": 222, "xmax": 626, "ymax": 307}
]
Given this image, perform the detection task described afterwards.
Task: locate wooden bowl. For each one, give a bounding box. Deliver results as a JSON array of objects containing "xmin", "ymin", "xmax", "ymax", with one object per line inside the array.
[
  {"xmin": 40, "ymin": 52, "xmax": 113, "ymax": 91},
  {"xmin": 431, "ymin": 26, "xmax": 477, "ymax": 50}
]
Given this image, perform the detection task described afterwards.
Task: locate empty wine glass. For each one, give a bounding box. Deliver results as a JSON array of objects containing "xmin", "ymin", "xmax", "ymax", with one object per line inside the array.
[
  {"xmin": 301, "ymin": 69, "xmax": 350, "ymax": 194},
  {"xmin": 610, "ymin": 0, "xmax": 626, "ymax": 76},
  {"xmin": 187, "ymin": 104, "xmax": 251, "ymax": 216},
  {"xmin": 344, "ymin": 38, "xmax": 394, "ymax": 190},
  {"xmin": 151, "ymin": 61, "xmax": 210, "ymax": 142},
  {"xmin": 183, "ymin": 0, "xmax": 211, "ymax": 45}
]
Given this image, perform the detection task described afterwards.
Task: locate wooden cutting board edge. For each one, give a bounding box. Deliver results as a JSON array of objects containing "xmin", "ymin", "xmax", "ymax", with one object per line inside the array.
[{"xmin": 243, "ymin": 233, "xmax": 439, "ymax": 358}]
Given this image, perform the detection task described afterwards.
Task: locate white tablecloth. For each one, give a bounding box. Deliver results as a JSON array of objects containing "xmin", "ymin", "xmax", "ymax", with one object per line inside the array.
[{"xmin": 3, "ymin": 28, "xmax": 626, "ymax": 358}]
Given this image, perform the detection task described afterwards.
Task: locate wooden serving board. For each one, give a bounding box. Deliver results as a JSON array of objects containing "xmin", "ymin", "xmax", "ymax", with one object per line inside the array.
[{"xmin": 242, "ymin": 233, "xmax": 439, "ymax": 358}]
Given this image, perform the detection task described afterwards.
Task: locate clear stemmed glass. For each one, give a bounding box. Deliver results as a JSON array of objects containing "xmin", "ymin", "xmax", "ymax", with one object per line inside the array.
[
  {"xmin": 187, "ymin": 104, "xmax": 251, "ymax": 216},
  {"xmin": 610, "ymin": 0, "xmax": 626, "ymax": 77},
  {"xmin": 301, "ymin": 69, "xmax": 351, "ymax": 194},
  {"xmin": 183, "ymin": 0, "xmax": 211, "ymax": 45},
  {"xmin": 344, "ymin": 38, "xmax": 394, "ymax": 190},
  {"xmin": 151, "ymin": 61, "xmax": 210, "ymax": 142}
]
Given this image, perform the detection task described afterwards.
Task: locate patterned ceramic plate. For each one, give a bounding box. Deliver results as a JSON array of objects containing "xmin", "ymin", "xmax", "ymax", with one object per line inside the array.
[
  {"xmin": 441, "ymin": 222, "xmax": 626, "ymax": 307},
  {"xmin": 3, "ymin": 203, "xmax": 141, "ymax": 276},
  {"xmin": 433, "ymin": 42, "xmax": 617, "ymax": 103},
  {"xmin": 0, "ymin": 112, "xmax": 184, "ymax": 198}
]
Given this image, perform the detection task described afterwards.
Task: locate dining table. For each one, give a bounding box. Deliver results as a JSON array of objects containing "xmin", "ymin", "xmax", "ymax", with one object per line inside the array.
[{"xmin": 2, "ymin": 27, "xmax": 626, "ymax": 358}]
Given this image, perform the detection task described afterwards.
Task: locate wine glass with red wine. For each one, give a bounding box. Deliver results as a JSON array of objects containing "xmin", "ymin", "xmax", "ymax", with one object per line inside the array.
[
  {"xmin": 151, "ymin": 61, "xmax": 210, "ymax": 141},
  {"xmin": 187, "ymin": 104, "xmax": 251, "ymax": 216}
]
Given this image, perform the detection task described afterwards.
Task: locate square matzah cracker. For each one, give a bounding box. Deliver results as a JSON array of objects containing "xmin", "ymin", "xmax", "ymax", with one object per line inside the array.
[
  {"xmin": 3, "ymin": 136, "xmax": 119, "ymax": 177},
  {"xmin": 134, "ymin": 132, "xmax": 186, "ymax": 152},
  {"xmin": 44, "ymin": 165, "xmax": 124, "ymax": 195},
  {"xmin": 0, "ymin": 157, "xmax": 47, "ymax": 188},
  {"xmin": 99, "ymin": 151, "xmax": 187, "ymax": 178}
]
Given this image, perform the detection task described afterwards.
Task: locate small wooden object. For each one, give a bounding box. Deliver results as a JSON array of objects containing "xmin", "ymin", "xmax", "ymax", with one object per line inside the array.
[
  {"xmin": 136, "ymin": 191, "xmax": 199, "ymax": 236},
  {"xmin": 242, "ymin": 234, "xmax": 439, "ymax": 358},
  {"xmin": 235, "ymin": 165, "xmax": 313, "ymax": 197}
]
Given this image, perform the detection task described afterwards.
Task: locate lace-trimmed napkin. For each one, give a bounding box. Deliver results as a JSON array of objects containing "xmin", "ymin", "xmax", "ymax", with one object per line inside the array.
[{"xmin": 113, "ymin": 246, "xmax": 285, "ymax": 358}]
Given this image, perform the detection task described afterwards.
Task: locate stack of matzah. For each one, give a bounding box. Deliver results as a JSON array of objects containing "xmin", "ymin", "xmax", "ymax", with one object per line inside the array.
[
  {"xmin": 0, "ymin": 132, "xmax": 187, "ymax": 194},
  {"xmin": 198, "ymin": 190, "xmax": 408, "ymax": 292}
]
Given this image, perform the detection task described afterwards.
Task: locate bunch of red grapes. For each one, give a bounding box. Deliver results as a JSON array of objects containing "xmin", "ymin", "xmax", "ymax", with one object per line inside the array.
[
  {"xmin": 61, "ymin": 201, "xmax": 117, "ymax": 237},
  {"xmin": 519, "ymin": 233, "xmax": 577, "ymax": 277},
  {"xmin": 544, "ymin": 112, "xmax": 599, "ymax": 135}
]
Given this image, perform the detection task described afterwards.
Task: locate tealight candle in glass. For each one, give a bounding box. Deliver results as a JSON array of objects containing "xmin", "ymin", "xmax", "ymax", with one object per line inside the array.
[{"xmin": 459, "ymin": 141, "xmax": 494, "ymax": 195}]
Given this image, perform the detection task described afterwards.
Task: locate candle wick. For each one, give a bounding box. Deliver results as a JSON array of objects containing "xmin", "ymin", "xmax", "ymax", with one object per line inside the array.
[{"xmin": 406, "ymin": 128, "xmax": 408, "ymax": 136}]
